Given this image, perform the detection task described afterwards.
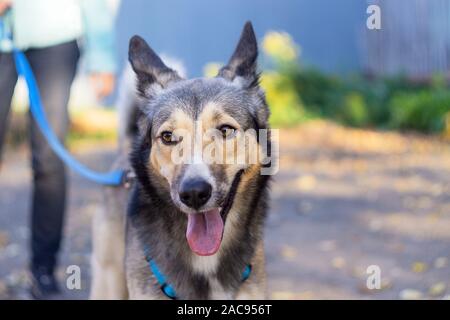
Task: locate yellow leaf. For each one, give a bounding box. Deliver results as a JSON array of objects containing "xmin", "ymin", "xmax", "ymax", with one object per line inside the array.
[
  {"xmin": 411, "ymin": 262, "xmax": 427, "ymax": 273},
  {"xmin": 429, "ymin": 282, "xmax": 446, "ymax": 297},
  {"xmin": 400, "ymin": 289, "xmax": 423, "ymax": 300},
  {"xmin": 296, "ymin": 175, "xmax": 317, "ymax": 192},
  {"xmin": 281, "ymin": 245, "xmax": 298, "ymax": 261}
]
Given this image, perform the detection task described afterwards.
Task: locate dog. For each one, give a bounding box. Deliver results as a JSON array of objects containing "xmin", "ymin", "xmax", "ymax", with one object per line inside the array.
[{"xmin": 90, "ymin": 21, "xmax": 272, "ymax": 300}]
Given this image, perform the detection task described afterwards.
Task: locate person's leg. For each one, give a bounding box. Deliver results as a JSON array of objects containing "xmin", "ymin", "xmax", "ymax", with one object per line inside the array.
[
  {"xmin": 25, "ymin": 41, "xmax": 79, "ymax": 294},
  {"xmin": 0, "ymin": 53, "xmax": 19, "ymax": 166}
]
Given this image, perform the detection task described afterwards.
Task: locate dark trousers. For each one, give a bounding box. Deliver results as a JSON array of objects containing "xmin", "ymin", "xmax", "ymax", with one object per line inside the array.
[{"xmin": 0, "ymin": 41, "xmax": 80, "ymax": 274}]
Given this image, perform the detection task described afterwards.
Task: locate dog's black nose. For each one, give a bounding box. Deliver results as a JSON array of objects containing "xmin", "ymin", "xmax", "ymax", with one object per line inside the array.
[{"xmin": 179, "ymin": 179, "xmax": 212, "ymax": 210}]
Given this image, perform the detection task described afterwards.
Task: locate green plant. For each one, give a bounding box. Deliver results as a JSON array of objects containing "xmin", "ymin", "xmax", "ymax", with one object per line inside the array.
[
  {"xmin": 339, "ymin": 92, "xmax": 370, "ymax": 127},
  {"xmin": 260, "ymin": 71, "xmax": 309, "ymax": 127},
  {"xmin": 389, "ymin": 90, "xmax": 450, "ymax": 132}
]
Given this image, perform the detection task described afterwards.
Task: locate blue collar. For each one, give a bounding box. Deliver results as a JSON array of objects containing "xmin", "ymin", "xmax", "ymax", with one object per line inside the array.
[{"xmin": 144, "ymin": 247, "xmax": 252, "ymax": 299}]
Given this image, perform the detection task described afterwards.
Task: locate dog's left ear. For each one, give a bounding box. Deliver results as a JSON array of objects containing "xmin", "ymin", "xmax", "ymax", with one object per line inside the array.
[{"xmin": 218, "ymin": 21, "xmax": 259, "ymax": 89}]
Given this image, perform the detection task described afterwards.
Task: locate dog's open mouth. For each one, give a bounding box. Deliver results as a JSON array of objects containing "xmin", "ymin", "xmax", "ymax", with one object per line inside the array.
[
  {"xmin": 184, "ymin": 169, "xmax": 244, "ymax": 256},
  {"xmin": 186, "ymin": 209, "xmax": 223, "ymax": 256}
]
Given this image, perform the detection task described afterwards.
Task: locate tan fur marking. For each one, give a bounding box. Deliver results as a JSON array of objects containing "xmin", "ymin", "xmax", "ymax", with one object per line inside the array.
[{"xmin": 150, "ymin": 108, "xmax": 193, "ymax": 184}]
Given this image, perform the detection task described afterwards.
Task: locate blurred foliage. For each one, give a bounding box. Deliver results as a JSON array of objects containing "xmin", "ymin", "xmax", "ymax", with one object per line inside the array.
[
  {"xmin": 68, "ymin": 107, "xmax": 117, "ymax": 146},
  {"xmin": 260, "ymin": 71, "xmax": 309, "ymax": 127},
  {"xmin": 389, "ymin": 90, "xmax": 450, "ymax": 133},
  {"xmin": 203, "ymin": 63, "xmax": 222, "ymax": 78},
  {"xmin": 262, "ymin": 31, "xmax": 300, "ymax": 63},
  {"xmin": 259, "ymin": 31, "xmax": 450, "ymax": 134},
  {"xmin": 259, "ymin": 31, "xmax": 309, "ymax": 127}
]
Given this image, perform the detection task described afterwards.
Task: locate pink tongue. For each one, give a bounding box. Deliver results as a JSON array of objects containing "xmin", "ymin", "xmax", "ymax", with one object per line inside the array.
[{"xmin": 186, "ymin": 209, "xmax": 224, "ymax": 256}]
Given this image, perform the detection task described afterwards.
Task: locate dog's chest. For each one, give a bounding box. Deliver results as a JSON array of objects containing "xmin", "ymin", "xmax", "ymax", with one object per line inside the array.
[
  {"xmin": 209, "ymin": 278, "xmax": 233, "ymax": 300},
  {"xmin": 190, "ymin": 254, "xmax": 234, "ymax": 299}
]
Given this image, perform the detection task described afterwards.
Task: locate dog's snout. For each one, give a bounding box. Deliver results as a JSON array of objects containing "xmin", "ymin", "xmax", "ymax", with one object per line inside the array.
[{"xmin": 179, "ymin": 179, "xmax": 212, "ymax": 210}]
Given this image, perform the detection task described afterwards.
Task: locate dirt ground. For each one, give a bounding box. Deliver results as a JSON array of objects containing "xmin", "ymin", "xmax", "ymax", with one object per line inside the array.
[{"xmin": 0, "ymin": 121, "xmax": 449, "ymax": 300}]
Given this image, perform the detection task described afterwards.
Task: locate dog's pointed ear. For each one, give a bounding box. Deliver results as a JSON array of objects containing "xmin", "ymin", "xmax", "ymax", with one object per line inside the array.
[
  {"xmin": 218, "ymin": 21, "xmax": 259, "ymax": 88},
  {"xmin": 129, "ymin": 35, "xmax": 181, "ymax": 99}
]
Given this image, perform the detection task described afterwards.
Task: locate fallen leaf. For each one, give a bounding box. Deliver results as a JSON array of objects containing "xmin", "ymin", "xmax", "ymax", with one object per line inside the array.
[
  {"xmin": 400, "ymin": 289, "xmax": 423, "ymax": 300},
  {"xmin": 434, "ymin": 257, "xmax": 448, "ymax": 269},
  {"xmin": 296, "ymin": 175, "xmax": 317, "ymax": 191},
  {"xmin": 429, "ymin": 282, "xmax": 446, "ymax": 297},
  {"xmin": 411, "ymin": 262, "xmax": 427, "ymax": 273},
  {"xmin": 281, "ymin": 245, "xmax": 298, "ymax": 261},
  {"xmin": 351, "ymin": 266, "xmax": 365, "ymax": 278},
  {"xmin": 271, "ymin": 291, "xmax": 296, "ymax": 300},
  {"xmin": 295, "ymin": 291, "xmax": 314, "ymax": 299},
  {"xmin": 332, "ymin": 257, "xmax": 346, "ymax": 269}
]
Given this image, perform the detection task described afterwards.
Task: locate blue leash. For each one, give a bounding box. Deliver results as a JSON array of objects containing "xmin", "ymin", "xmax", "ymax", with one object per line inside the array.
[{"xmin": 1, "ymin": 17, "xmax": 125, "ymax": 186}]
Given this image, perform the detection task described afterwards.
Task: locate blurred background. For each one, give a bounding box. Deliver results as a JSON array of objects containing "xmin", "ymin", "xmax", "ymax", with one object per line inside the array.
[{"xmin": 0, "ymin": 0, "xmax": 449, "ymax": 299}]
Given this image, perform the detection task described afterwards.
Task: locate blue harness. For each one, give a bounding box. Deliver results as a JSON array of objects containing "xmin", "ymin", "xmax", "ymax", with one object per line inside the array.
[
  {"xmin": 144, "ymin": 246, "xmax": 252, "ymax": 299},
  {"xmin": 0, "ymin": 17, "xmax": 127, "ymax": 186}
]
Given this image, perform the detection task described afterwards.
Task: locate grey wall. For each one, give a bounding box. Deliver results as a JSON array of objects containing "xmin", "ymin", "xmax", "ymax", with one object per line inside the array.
[
  {"xmin": 116, "ymin": 0, "xmax": 368, "ymax": 76},
  {"xmin": 364, "ymin": 0, "xmax": 450, "ymax": 78}
]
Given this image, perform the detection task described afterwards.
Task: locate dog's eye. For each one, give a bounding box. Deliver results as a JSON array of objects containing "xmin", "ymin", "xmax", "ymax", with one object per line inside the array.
[
  {"xmin": 218, "ymin": 124, "xmax": 236, "ymax": 139},
  {"xmin": 160, "ymin": 131, "xmax": 179, "ymax": 145}
]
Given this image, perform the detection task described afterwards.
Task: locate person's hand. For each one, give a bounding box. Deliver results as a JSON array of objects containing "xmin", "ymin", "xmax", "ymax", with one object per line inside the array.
[
  {"xmin": 90, "ymin": 73, "xmax": 115, "ymax": 100},
  {"xmin": 0, "ymin": 1, "xmax": 12, "ymax": 15}
]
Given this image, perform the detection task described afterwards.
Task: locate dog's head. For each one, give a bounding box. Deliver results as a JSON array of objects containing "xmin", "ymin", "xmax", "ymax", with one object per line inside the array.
[{"xmin": 129, "ymin": 22, "xmax": 269, "ymax": 256}]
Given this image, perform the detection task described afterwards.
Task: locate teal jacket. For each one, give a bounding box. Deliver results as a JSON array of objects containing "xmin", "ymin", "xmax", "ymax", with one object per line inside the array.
[{"xmin": 0, "ymin": 0, "xmax": 117, "ymax": 73}]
